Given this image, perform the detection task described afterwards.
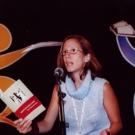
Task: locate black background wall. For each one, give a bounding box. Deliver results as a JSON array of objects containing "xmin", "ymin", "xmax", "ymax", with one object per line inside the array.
[{"xmin": 0, "ymin": 0, "xmax": 135, "ymax": 135}]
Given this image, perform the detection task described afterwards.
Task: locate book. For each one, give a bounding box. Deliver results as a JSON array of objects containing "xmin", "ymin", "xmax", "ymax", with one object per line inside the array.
[{"xmin": 0, "ymin": 79, "xmax": 45, "ymax": 121}]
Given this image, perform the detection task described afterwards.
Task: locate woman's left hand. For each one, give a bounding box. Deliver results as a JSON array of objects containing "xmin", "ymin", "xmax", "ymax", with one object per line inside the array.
[{"xmin": 100, "ymin": 128, "xmax": 110, "ymax": 135}]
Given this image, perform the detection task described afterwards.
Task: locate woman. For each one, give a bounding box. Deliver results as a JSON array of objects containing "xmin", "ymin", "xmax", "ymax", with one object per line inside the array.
[{"xmin": 14, "ymin": 35, "xmax": 122, "ymax": 135}]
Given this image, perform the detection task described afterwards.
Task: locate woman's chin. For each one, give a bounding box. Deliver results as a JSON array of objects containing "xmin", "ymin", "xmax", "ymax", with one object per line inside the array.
[{"xmin": 66, "ymin": 68, "xmax": 73, "ymax": 73}]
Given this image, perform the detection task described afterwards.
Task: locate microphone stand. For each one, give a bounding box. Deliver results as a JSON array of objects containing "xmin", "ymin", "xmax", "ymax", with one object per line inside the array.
[{"xmin": 56, "ymin": 79, "xmax": 66, "ymax": 135}]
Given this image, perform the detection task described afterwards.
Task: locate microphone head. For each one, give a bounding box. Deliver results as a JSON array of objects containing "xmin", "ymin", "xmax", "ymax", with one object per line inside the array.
[{"xmin": 54, "ymin": 67, "xmax": 64, "ymax": 79}]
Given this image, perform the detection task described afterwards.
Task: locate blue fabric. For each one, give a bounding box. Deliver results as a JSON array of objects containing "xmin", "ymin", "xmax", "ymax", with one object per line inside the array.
[
  {"xmin": 65, "ymin": 70, "xmax": 92, "ymax": 100},
  {"xmin": 60, "ymin": 71, "xmax": 110, "ymax": 135}
]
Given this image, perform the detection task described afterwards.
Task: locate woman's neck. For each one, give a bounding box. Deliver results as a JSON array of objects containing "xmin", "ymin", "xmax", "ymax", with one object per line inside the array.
[{"xmin": 71, "ymin": 72, "xmax": 84, "ymax": 89}]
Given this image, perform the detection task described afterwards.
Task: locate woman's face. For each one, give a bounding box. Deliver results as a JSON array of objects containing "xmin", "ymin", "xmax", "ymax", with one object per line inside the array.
[{"xmin": 62, "ymin": 39, "xmax": 90, "ymax": 74}]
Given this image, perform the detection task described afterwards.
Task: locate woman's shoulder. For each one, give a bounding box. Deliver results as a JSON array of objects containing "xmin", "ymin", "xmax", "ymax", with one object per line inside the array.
[
  {"xmin": 94, "ymin": 76, "xmax": 109, "ymax": 84},
  {"xmin": 90, "ymin": 76, "xmax": 109, "ymax": 91}
]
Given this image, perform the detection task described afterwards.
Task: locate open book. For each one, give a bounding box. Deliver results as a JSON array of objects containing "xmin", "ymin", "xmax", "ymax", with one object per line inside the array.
[{"xmin": 0, "ymin": 79, "xmax": 45, "ymax": 121}]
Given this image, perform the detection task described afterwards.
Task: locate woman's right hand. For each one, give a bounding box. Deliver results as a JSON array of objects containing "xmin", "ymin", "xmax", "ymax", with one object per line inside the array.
[{"xmin": 14, "ymin": 118, "xmax": 32, "ymax": 134}]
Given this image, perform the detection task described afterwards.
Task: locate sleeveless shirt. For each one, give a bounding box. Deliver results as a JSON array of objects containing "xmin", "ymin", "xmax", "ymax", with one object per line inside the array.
[{"xmin": 60, "ymin": 70, "xmax": 110, "ymax": 135}]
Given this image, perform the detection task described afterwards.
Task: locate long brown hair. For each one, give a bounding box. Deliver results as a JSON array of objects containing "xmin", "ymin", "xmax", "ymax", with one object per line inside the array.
[{"xmin": 57, "ymin": 35, "xmax": 102, "ymax": 79}]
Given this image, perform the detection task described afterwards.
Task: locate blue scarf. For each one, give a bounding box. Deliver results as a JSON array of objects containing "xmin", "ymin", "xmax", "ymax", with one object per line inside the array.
[{"xmin": 65, "ymin": 70, "xmax": 92, "ymax": 100}]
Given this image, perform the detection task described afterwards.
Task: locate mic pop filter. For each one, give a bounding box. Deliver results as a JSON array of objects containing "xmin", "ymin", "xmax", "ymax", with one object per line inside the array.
[{"xmin": 54, "ymin": 67, "xmax": 64, "ymax": 81}]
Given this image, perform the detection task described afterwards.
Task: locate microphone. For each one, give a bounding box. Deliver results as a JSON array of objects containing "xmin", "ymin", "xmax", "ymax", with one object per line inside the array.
[{"xmin": 54, "ymin": 67, "xmax": 64, "ymax": 83}]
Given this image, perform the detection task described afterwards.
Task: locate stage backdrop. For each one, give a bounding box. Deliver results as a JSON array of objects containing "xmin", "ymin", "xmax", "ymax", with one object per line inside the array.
[{"xmin": 0, "ymin": 1, "xmax": 135, "ymax": 135}]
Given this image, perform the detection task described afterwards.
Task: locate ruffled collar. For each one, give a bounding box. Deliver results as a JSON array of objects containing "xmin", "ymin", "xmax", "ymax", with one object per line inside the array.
[{"xmin": 65, "ymin": 70, "xmax": 92, "ymax": 100}]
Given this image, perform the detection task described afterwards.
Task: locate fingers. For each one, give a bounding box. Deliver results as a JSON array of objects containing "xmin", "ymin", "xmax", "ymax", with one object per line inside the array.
[
  {"xmin": 14, "ymin": 119, "xmax": 32, "ymax": 134},
  {"xmin": 106, "ymin": 128, "xmax": 111, "ymax": 135},
  {"xmin": 100, "ymin": 130, "xmax": 106, "ymax": 135},
  {"xmin": 100, "ymin": 128, "xmax": 110, "ymax": 135}
]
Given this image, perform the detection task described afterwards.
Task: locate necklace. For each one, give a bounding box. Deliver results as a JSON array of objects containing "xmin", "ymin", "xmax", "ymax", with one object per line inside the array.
[{"xmin": 72, "ymin": 98, "xmax": 85, "ymax": 134}]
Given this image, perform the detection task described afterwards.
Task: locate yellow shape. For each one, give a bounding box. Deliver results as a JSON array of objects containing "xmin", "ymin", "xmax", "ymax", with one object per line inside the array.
[{"xmin": 0, "ymin": 24, "xmax": 12, "ymax": 52}]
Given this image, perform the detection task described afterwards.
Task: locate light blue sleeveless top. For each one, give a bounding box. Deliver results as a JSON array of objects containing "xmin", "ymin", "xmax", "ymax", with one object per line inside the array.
[{"xmin": 60, "ymin": 70, "xmax": 110, "ymax": 135}]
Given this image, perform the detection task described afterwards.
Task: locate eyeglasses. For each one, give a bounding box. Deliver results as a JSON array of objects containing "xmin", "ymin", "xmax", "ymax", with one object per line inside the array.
[{"xmin": 61, "ymin": 48, "xmax": 82, "ymax": 56}]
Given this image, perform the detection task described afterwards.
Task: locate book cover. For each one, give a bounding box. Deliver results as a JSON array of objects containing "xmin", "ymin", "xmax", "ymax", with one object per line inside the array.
[{"xmin": 0, "ymin": 79, "xmax": 45, "ymax": 120}]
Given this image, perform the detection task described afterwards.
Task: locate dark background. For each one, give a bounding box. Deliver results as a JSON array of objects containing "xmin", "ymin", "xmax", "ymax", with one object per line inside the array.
[{"xmin": 0, "ymin": 0, "xmax": 135, "ymax": 134}]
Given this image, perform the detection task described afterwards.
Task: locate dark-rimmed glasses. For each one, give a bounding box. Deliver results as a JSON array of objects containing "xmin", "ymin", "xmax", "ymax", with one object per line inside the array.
[{"xmin": 61, "ymin": 48, "xmax": 82, "ymax": 56}]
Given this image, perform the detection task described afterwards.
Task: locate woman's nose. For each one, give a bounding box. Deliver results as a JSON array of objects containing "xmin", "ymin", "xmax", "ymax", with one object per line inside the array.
[{"xmin": 64, "ymin": 51, "xmax": 72, "ymax": 57}]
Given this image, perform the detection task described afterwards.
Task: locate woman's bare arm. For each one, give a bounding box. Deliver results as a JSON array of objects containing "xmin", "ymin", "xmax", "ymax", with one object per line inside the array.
[
  {"xmin": 37, "ymin": 85, "xmax": 59, "ymax": 133},
  {"xmin": 103, "ymin": 83, "xmax": 122, "ymax": 135}
]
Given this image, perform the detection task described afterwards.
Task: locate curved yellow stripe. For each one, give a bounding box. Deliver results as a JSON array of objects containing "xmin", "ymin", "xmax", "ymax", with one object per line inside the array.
[
  {"xmin": 0, "ymin": 76, "xmax": 16, "ymax": 127},
  {"xmin": 0, "ymin": 76, "xmax": 15, "ymax": 91},
  {"xmin": 0, "ymin": 24, "xmax": 12, "ymax": 52},
  {"xmin": 0, "ymin": 47, "xmax": 28, "ymax": 70},
  {"xmin": 0, "ymin": 114, "xmax": 16, "ymax": 127}
]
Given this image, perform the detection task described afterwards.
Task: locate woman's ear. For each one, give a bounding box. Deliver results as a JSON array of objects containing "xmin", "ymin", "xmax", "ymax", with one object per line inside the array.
[{"xmin": 84, "ymin": 54, "xmax": 91, "ymax": 63}]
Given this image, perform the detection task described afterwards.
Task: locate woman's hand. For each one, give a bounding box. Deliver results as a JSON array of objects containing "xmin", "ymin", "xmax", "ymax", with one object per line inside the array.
[
  {"xmin": 14, "ymin": 118, "xmax": 32, "ymax": 134},
  {"xmin": 100, "ymin": 128, "xmax": 110, "ymax": 135}
]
